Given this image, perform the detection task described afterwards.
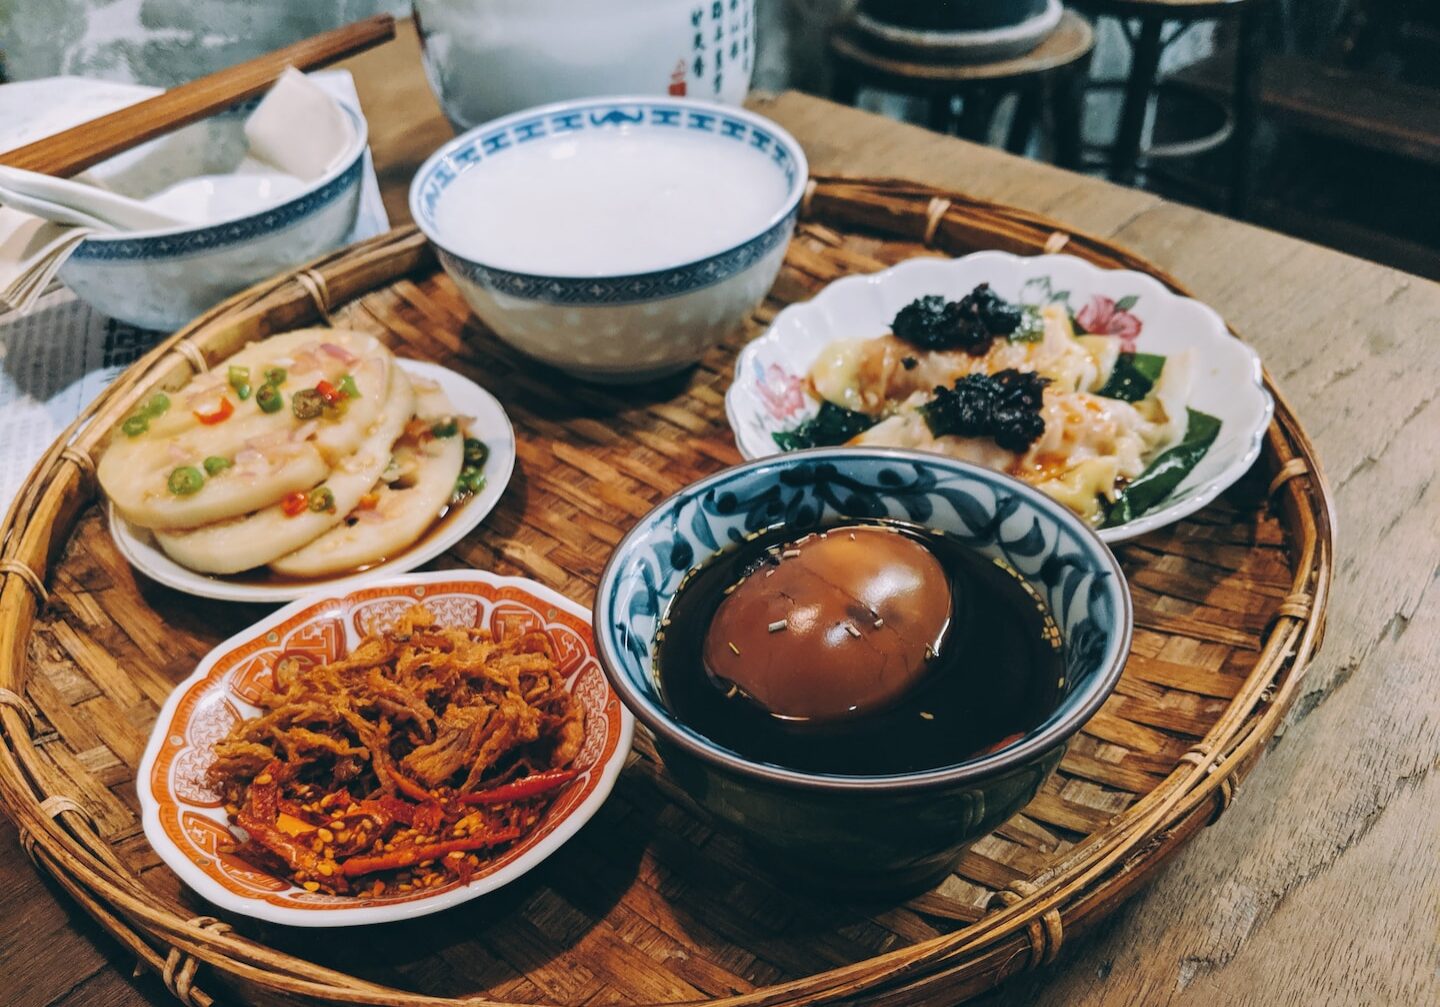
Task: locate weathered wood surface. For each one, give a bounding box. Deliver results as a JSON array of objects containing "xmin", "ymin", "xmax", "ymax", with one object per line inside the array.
[{"xmin": 2, "ymin": 21, "xmax": 1436, "ymax": 1007}]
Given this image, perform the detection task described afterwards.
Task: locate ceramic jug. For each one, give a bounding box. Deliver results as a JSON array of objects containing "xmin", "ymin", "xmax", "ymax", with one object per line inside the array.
[{"xmin": 414, "ymin": 0, "xmax": 757, "ymax": 130}]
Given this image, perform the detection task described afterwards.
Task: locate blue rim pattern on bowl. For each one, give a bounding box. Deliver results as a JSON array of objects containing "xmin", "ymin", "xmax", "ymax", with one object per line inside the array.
[
  {"xmin": 409, "ymin": 97, "xmax": 808, "ymax": 307},
  {"xmin": 593, "ymin": 447, "xmax": 1133, "ymax": 793},
  {"xmin": 434, "ymin": 207, "xmax": 797, "ymax": 306},
  {"xmin": 69, "ymin": 103, "xmax": 368, "ymax": 262}
]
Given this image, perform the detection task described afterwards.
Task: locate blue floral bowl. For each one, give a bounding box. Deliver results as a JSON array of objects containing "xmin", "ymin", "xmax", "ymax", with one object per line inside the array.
[{"xmin": 593, "ymin": 448, "xmax": 1133, "ymax": 894}]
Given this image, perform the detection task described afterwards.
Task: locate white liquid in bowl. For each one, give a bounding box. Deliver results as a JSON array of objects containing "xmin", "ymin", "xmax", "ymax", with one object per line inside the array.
[{"xmin": 432, "ymin": 130, "xmax": 791, "ymax": 276}]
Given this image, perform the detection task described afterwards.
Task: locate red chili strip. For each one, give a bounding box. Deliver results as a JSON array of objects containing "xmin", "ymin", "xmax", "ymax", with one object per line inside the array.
[
  {"xmin": 338, "ymin": 827, "xmax": 522, "ymax": 878},
  {"xmin": 193, "ymin": 397, "xmax": 234, "ymax": 424},
  {"xmin": 458, "ymin": 768, "xmax": 579, "ymax": 805}
]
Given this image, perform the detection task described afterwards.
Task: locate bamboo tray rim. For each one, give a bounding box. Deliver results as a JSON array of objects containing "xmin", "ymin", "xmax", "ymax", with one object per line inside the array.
[{"xmin": 0, "ymin": 175, "xmax": 1335, "ymax": 1007}]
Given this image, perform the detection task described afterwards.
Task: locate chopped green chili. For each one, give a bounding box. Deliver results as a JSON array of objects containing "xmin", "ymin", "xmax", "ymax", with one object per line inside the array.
[
  {"xmin": 142, "ymin": 393, "xmax": 171, "ymax": 418},
  {"xmin": 167, "ymin": 466, "xmax": 204, "ymax": 496},
  {"xmin": 463, "ymin": 438, "xmax": 488, "ymax": 467},
  {"xmin": 256, "ymin": 383, "xmax": 283, "ymax": 413},
  {"xmin": 291, "ymin": 388, "xmax": 324, "ymax": 419}
]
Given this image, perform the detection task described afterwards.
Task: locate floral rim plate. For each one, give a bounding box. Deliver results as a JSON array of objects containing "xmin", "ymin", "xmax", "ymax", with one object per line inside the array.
[
  {"xmin": 109, "ymin": 359, "xmax": 517, "ymax": 603},
  {"xmin": 137, "ymin": 570, "xmax": 634, "ymax": 927},
  {"xmin": 726, "ymin": 251, "xmax": 1274, "ymax": 543}
]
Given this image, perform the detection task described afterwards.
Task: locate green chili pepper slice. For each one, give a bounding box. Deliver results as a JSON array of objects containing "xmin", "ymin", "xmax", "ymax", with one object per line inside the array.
[
  {"xmin": 430, "ymin": 418, "xmax": 459, "ymax": 438},
  {"xmin": 307, "ymin": 486, "xmax": 335, "ymax": 512},
  {"xmin": 227, "ymin": 365, "xmax": 251, "ymax": 400},
  {"xmin": 167, "ymin": 466, "xmax": 204, "ymax": 496},
  {"xmin": 121, "ymin": 414, "xmax": 149, "ymax": 437},
  {"xmin": 203, "ymin": 456, "xmax": 232, "ymax": 476},
  {"xmin": 264, "ymin": 366, "xmax": 287, "ymax": 386},
  {"xmin": 463, "ymin": 438, "xmax": 488, "ymax": 466},
  {"xmin": 142, "ymin": 393, "xmax": 170, "ymax": 418},
  {"xmin": 337, "ymin": 373, "xmax": 360, "ymax": 399},
  {"xmin": 256, "ymin": 383, "xmax": 283, "ymax": 413},
  {"xmin": 291, "ymin": 388, "xmax": 324, "ymax": 419}
]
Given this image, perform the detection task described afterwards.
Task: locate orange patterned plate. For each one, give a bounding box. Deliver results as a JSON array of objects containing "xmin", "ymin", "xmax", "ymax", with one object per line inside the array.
[{"xmin": 137, "ymin": 571, "xmax": 633, "ymax": 927}]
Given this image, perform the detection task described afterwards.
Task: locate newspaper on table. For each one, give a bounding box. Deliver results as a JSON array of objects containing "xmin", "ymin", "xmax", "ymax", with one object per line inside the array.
[{"xmin": 0, "ymin": 70, "xmax": 391, "ymax": 511}]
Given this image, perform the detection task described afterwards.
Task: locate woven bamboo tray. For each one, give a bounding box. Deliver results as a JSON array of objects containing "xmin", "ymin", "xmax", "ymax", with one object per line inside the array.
[{"xmin": 0, "ymin": 177, "xmax": 1333, "ymax": 1007}]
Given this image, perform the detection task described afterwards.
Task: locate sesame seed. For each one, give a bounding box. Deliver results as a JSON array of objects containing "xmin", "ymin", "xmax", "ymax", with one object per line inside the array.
[
  {"xmin": 843, "ymin": 623, "xmax": 861, "ymax": 638},
  {"xmin": 768, "ymin": 620, "xmax": 788, "ymax": 633},
  {"xmin": 924, "ymin": 644, "xmax": 937, "ymax": 660},
  {"xmin": 782, "ymin": 549, "xmax": 802, "ymax": 558},
  {"xmin": 873, "ymin": 618, "xmax": 885, "ymax": 629},
  {"xmin": 253, "ymin": 773, "xmax": 273, "ymax": 785},
  {"xmin": 728, "ymin": 641, "xmax": 740, "ymax": 655},
  {"xmin": 919, "ymin": 712, "xmax": 935, "ymax": 721}
]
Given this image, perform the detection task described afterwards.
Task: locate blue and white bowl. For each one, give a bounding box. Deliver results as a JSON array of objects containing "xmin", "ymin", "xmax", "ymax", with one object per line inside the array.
[
  {"xmin": 56, "ymin": 101, "xmax": 367, "ymax": 331},
  {"xmin": 410, "ymin": 96, "xmax": 807, "ymax": 383},
  {"xmin": 593, "ymin": 447, "xmax": 1133, "ymax": 892}
]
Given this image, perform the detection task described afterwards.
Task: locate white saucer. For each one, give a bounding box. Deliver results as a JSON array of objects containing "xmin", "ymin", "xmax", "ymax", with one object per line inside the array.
[{"xmin": 109, "ymin": 359, "xmax": 516, "ymax": 603}]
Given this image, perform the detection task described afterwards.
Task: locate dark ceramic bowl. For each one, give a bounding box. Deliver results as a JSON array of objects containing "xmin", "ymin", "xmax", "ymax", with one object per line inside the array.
[{"xmin": 593, "ymin": 448, "xmax": 1132, "ymax": 894}]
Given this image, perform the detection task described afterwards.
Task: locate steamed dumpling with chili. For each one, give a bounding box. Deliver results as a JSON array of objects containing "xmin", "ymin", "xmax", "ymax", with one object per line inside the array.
[
  {"xmin": 98, "ymin": 329, "xmax": 395, "ymax": 530},
  {"xmin": 268, "ymin": 377, "xmax": 466, "ymax": 578},
  {"xmin": 151, "ymin": 369, "xmax": 416, "ymax": 574}
]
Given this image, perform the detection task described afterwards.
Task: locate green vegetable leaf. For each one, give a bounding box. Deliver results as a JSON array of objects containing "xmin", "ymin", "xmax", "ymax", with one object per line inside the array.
[
  {"xmin": 772, "ymin": 401, "xmax": 876, "ymax": 451},
  {"xmin": 1115, "ymin": 294, "xmax": 1139, "ymax": 312},
  {"xmin": 1008, "ymin": 306, "xmax": 1045, "ymax": 343},
  {"xmin": 1096, "ymin": 352, "xmax": 1166, "ymax": 402},
  {"xmin": 1104, "ymin": 409, "xmax": 1222, "ymax": 527}
]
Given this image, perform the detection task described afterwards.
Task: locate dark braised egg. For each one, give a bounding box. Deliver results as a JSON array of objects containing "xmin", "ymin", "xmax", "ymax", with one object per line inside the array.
[{"xmin": 701, "ymin": 526, "xmax": 952, "ymax": 722}]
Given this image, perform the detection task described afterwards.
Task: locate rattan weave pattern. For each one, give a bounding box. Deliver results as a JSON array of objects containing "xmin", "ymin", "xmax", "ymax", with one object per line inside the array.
[{"xmin": 0, "ymin": 177, "xmax": 1331, "ymax": 1007}]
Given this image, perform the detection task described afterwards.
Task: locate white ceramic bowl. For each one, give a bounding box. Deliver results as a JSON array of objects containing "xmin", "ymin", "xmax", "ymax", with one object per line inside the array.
[
  {"xmin": 137, "ymin": 570, "xmax": 633, "ymax": 926},
  {"xmin": 726, "ymin": 251, "xmax": 1274, "ymax": 542},
  {"xmin": 56, "ymin": 101, "xmax": 367, "ymax": 331},
  {"xmin": 414, "ymin": 0, "xmax": 756, "ymax": 130},
  {"xmin": 410, "ymin": 96, "xmax": 806, "ymax": 383}
]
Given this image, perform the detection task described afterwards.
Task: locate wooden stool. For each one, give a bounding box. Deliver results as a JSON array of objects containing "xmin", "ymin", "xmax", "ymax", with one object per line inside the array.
[
  {"xmin": 1074, "ymin": 0, "xmax": 1265, "ymax": 215},
  {"xmin": 829, "ymin": 11, "xmax": 1096, "ymax": 169}
]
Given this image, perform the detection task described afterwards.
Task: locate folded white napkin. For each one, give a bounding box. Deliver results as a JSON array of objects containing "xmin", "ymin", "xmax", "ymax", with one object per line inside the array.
[
  {"xmin": 0, "ymin": 67, "xmax": 354, "ymax": 315},
  {"xmin": 0, "ymin": 207, "xmax": 94, "ymax": 313},
  {"xmin": 245, "ymin": 67, "xmax": 355, "ymax": 182}
]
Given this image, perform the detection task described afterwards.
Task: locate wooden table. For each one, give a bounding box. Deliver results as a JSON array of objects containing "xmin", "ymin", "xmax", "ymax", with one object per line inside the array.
[{"xmin": 5, "ymin": 23, "xmax": 1438, "ymax": 1007}]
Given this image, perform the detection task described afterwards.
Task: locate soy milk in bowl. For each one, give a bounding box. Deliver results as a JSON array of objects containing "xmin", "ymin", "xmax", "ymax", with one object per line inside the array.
[{"xmin": 410, "ymin": 97, "xmax": 806, "ymax": 383}]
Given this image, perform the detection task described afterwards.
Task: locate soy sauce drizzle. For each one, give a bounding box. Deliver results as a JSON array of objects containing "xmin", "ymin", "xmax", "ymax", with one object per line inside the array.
[{"xmin": 655, "ymin": 519, "xmax": 1065, "ymax": 777}]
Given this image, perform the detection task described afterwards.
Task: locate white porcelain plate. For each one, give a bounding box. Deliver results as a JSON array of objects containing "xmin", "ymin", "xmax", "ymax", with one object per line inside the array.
[
  {"xmin": 137, "ymin": 570, "xmax": 632, "ymax": 927},
  {"xmin": 726, "ymin": 251, "xmax": 1273, "ymax": 543},
  {"xmin": 110, "ymin": 360, "xmax": 517, "ymax": 602}
]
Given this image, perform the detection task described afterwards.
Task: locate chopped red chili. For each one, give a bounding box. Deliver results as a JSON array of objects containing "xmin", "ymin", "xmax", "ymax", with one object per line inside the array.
[
  {"xmin": 338, "ymin": 827, "xmax": 522, "ymax": 878},
  {"xmin": 457, "ymin": 768, "xmax": 579, "ymax": 805},
  {"xmin": 315, "ymin": 379, "xmax": 343, "ymax": 405},
  {"xmin": 193, "ymin": 397, "xmax": 235, "ymax": 424},
  {"xmin": 281, "ymin": 491, "xmax": 309, "ymax": 516}
]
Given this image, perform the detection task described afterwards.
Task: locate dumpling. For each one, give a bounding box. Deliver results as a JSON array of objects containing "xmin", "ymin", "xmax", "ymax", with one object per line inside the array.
[
  {"xmin": 150, "ymin": 369, "xmax": 416, "ymax": 574},
  {"xmin": 99, "ymin": 329, "xmax": 395, "ymax": 530},
  {"xmin": 268, "ymin": 377, "xmax": 465, "ymax": 578}
]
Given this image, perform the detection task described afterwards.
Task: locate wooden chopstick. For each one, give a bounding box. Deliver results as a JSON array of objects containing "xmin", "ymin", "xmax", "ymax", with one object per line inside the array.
[{"xmin": 0, "ymin": 14, "xmax": 396, "ymax": 178}]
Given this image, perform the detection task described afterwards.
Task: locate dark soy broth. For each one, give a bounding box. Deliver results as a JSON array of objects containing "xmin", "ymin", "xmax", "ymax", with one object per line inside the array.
[{"xmin": 655, "ymin": 519, "xmax": 1066, "ymax": 776}]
